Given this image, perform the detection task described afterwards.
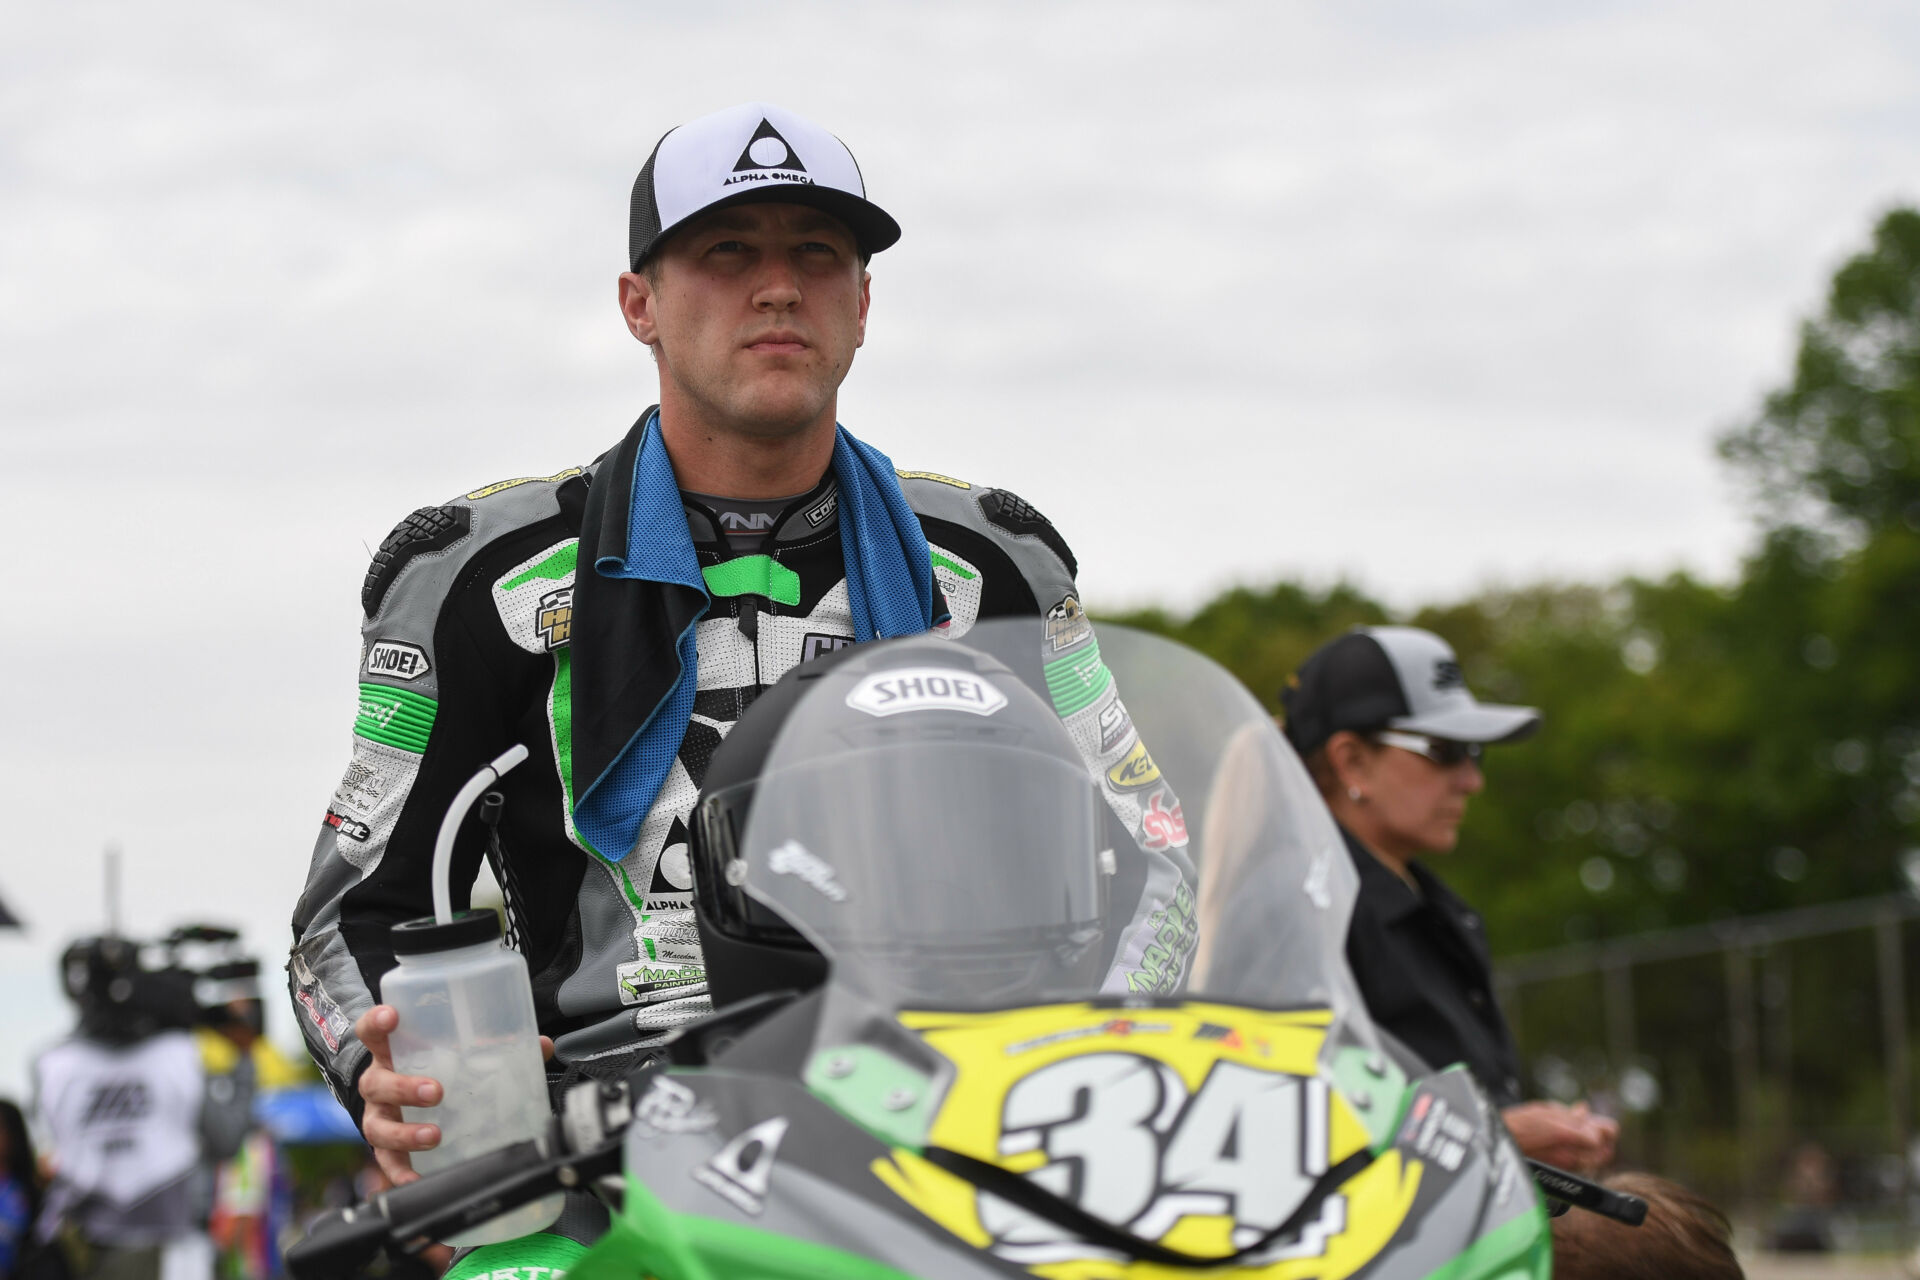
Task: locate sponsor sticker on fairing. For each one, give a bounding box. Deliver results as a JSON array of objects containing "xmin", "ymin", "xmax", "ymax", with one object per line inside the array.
[
  {"xmin": 693, "ymin": 1116, "xmax": 789, "ymax": 1215},
  {"xmin": 845, "ymin": 667, "xmax": 1007, "ymax": 718},
  {"xmin": 1399, "ymin": 1091, "xmax": 1474, "ymax": 1172},
  {"xmin": 365, "ymin": 640, "xmax": 431, "ymax": 681},
  {"xmin": 633, "ymin": 1075, "xmax": 717, "ymax": 1136}
]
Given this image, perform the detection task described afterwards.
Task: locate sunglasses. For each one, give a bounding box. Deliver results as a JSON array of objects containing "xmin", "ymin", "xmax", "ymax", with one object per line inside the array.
[{"xmin": 1374, "ymin": 730, "xmax": 1483, "ymax": 768}]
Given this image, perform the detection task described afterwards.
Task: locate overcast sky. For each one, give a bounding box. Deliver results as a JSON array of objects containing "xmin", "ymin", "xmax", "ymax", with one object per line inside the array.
[{"xmin": 5, "ymin": 0, "xmax": 1919, "ymax": 1100}]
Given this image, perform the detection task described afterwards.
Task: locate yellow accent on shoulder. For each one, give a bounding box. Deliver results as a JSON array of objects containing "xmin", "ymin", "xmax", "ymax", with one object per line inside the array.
[
  {"xmin": 465, "ymin": 467, "xmax": 584, "ymax": 501},
  {"xmin": 895, "ymin": 469, "xmax": 971, "ymax": 490}
]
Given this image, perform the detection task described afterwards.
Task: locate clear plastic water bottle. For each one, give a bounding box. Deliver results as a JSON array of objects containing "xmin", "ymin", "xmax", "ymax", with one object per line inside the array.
[{"xmin": 382, "ymin": 910, "xmax": 562, "ymax": 1246}]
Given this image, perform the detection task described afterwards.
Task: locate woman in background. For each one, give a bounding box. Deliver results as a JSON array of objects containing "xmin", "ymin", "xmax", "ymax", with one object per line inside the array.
[{"xmin": 1281, "ymin": 625, "xmax": 1617, "ymax": 1173}]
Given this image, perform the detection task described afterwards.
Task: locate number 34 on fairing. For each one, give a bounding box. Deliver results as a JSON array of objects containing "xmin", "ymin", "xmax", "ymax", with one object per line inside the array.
[{"xmin": 873, "ymin": 1003, "xmax": 1423, "ymax": 1279}]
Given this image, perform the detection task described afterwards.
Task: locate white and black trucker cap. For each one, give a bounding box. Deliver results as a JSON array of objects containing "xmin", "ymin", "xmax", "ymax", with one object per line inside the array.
[
  {"xmin": 629, "ymin": 102, "xmax": 902, "ymax": 271},
  {"xmin": 1279, "ymin": 626, "xmax": 1541, "ymax": 758}
]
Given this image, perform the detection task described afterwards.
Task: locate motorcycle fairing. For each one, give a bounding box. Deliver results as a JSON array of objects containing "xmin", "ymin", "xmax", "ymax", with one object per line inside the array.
[
  {"xmin": 595, "ymin": 1067, "xmax": 1025, "ymax": 1280},
  {"xmin": 872, "ymin": 1000, "xmax": 1414, "ymax": 1277}
]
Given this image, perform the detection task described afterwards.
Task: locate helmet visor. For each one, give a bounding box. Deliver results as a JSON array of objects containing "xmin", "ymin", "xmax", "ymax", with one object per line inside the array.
[{"xmin": 728, "ymin": 741, "xmax": 1107, "ymax": 1005}]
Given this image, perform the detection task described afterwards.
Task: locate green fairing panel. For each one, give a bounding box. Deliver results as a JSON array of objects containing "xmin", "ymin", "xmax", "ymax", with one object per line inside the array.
[
  {"xmin": 1331, "ymin": 1043, "xmax": 1414, "ymax": 1150},
  {"xmin": 1415, "ymin": 1206, "xmax": 1552, "ymax": 1280},
  {"xmin": 566, "ymin": 1177, "xmax": 920, "ymax": 1280},
  {"xmin": 441, "ymin": 1230, "xmax": 588, "ymax": 1280}
]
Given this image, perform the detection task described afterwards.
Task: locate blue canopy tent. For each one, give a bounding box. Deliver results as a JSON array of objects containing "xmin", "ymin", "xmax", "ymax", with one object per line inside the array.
[{"xmin": 254, "ymin": 1084, "xmax": 362, "ymax": 1145}]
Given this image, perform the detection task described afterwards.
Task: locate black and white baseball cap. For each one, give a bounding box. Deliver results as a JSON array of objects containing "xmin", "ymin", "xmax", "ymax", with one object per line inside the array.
[
  {"xmin": 628, "ymin": 102, "xmax": 902, "ymax": 271},
  {"xmin": 1279, "ymin": 626, "xmax": 1540, "ymax": 758}
]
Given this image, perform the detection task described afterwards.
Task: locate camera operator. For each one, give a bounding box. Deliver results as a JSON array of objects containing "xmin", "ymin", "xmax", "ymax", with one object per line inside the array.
[{"xmin": 30, "ymin": 935, "xmax": 254, "ymax": 1280}]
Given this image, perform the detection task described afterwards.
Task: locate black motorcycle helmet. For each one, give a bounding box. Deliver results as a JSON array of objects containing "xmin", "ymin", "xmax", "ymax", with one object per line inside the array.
[{"xmin": 691, "ymin": 630, "xmax": 1111, "ymax": 1011}]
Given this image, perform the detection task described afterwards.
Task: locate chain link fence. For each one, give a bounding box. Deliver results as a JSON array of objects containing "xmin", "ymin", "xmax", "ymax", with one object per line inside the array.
[{"xmin": 1496, "ymin": 894, "xmax": 1919, "ymax": 1253}]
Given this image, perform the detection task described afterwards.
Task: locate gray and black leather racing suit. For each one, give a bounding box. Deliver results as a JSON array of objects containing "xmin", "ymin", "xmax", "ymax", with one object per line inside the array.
[{"xmin": 289, "ymin": 411, "xmax": 1198, "ymax": 1120}]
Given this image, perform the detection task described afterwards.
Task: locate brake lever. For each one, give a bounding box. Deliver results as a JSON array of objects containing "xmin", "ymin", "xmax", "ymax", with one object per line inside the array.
[
  {"xmin": 287, "ymin": 1077, "xmax": 642, "ymax": 1280},
  {"xmin": 389, "ymin": 1138, "xmax": 625, "ymax": 1253},
  {"xmin": 1527, "ymin": 1160, "xmax": 1648, "ymax": 1225}
]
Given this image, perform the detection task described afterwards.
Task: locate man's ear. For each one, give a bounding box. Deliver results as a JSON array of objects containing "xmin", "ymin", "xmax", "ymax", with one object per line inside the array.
[
  {"xmin": 854, "ymin": 269, "xmax": 871, "ymax": 349},
  {"xmin": 618, "ymin": 271, "xmax": 658, "ymax": 346}
]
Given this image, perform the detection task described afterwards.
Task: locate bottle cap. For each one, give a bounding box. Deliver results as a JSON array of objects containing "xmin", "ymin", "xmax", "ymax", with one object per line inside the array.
[{"xmin": 390, "ymin": 910, "xmax": 502, "ymax": 955}]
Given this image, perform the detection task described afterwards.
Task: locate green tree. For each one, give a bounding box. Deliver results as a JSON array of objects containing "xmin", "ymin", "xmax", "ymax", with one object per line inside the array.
[
  {"xmin": 1100, "ymin": 580, "xmax": 1390, "ymax": 715},
  {"xmin": 1720, "ymin": 207, "xmax": 1920, "ymax": 542}
]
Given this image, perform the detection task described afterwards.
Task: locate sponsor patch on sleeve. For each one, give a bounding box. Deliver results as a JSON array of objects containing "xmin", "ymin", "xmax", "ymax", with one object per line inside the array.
[
  {"xmin": 1045, "ymin": 594, "xmax": 1093, "ymax": 652},
  {"xmin": 365, "ymin": 639, "xmax": 432, "ymax": 681},
  {"xmin": 1104, "ymin": 739, "xmax": 1162, "ymax": 792},
  {"xmin": 323, "ymin": 808, "xmax": 372, "ymax": 842}
]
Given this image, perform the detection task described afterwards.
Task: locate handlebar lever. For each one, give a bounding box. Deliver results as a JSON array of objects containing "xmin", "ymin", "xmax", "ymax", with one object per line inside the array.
[
  {"xmin": 286, "ymin": 1076, "xmax": 643, "ymax": 1280},
  {"xmin": 285, "ymin": 1133, "xmax": 626, "ymax": 1280},
  {"xmin": 1527, "ymin": 1159, "xmax": 1648, "ymax": 1225}
]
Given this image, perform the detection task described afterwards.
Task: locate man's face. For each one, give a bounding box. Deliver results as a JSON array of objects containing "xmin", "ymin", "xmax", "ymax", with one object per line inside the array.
[{"xmin": 619, "ymin": 202, "xmax": 870, "ymax": 439}]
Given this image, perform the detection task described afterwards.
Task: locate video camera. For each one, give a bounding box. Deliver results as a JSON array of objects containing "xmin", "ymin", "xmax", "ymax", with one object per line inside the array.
[{"xmin": 61, "ymin": 924, "xmax": 263, "ymax": 1044}]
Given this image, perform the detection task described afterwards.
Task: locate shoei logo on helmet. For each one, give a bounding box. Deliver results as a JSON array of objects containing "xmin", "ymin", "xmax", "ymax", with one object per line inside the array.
[{"xmin": 845, "ymin": 667, "xmax": 1009, "ymax": 718}]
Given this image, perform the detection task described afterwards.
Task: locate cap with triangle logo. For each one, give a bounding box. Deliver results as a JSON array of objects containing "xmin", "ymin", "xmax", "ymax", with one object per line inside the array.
[{"xmin": 629, "ymin": 102, "xmax": 901, "ymax": 271}]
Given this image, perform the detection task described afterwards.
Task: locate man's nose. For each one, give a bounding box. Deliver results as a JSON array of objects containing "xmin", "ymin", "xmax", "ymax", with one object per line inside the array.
[{"xmin": 752, "ymin": 257, "xmax": 802, "ymax": 310}]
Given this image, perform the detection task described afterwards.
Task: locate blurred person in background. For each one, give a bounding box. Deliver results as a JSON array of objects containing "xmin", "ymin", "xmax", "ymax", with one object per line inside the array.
[
  {"xmin": 190, "ymin": 963, "xmax": 300, "ymax": 1280},
  {"xmin": 31, "ymin": 938, "xmax": 253, "ymax": 1280},
  {"xmin": 1550, "ymin": 1171, "xmax": 1743, "ymax": 1279},
  {"xmin": 0, "ymin": 1100, "xmax": 44, "ymax": 1280},
  {"xmin": 1281, "ymin": 626, "xmax": 1619, "ymax": 1173}
]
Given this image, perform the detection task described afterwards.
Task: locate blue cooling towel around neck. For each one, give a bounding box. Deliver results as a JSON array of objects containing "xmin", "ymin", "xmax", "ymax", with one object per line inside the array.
[{"xmin": 573, "ymin": 411, "xmax": 937, "ymax": 862}]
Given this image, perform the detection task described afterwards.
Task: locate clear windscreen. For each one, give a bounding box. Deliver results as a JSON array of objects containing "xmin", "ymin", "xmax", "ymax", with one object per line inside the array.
[
  {"xmin": 735, "ymin": 618, "xmax": 1368, "ymax": 1022},
  {"xmin": 740, "ymin": 744, "xmax": 1107, "ymax": 1006}
]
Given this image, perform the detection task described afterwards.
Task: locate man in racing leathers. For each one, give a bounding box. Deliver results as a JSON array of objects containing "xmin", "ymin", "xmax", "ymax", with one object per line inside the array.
[{"xmin": 287, "ymin": 103, "xmax": 1198, "ymax": 1202}]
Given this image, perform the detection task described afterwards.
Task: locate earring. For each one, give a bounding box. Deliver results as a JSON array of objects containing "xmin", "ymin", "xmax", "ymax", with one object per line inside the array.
[{"xmin": 1347, "ymin": 786, "xmax": 1364, "ymax": 803}]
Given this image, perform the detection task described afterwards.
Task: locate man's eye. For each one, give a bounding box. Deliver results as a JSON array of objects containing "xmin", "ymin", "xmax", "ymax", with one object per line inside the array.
[
  {"xmin": 799, "ymin": 241, "xmax": 838, "ymax": 255},
  {"xmin": 708, "ymin": 240, "xmax": 750, "ymax": 255}
]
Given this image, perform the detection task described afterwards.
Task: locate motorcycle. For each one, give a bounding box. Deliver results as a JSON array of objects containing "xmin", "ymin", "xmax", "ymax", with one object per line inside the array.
[{"xmin": 290, "ymin": 620, "xmax": 1640, "ymax": 1279}]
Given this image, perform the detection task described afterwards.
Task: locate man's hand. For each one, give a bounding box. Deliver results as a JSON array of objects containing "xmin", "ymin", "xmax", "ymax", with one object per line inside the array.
[
  {"xmin": 353, "ymin": 1005, "xmax": 444, "ymax": 1186},
  {"xmin": 353, "ymin": 1005, "xmax": 558, "ymax": 1186},
  {"xmin": 1500, "ymin": 1100, "xmax": 1619, "ymax": 1174}
]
